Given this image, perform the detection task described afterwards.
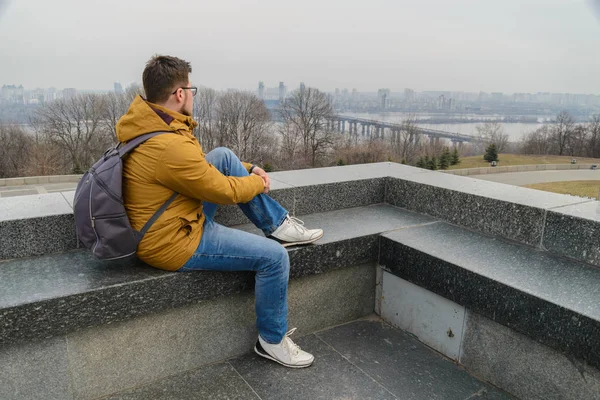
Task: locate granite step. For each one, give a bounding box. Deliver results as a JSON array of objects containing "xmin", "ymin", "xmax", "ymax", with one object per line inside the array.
[
  {"xmin": 379, "ymin": 222, "xmax": 600, "ymax": 370},
  {"xmin": 104, "ymin": 318, "xmax": 514, "ymax": 400},
  {"xmin": 0, "ymin": 204, "xmax": 434, "ymax": 346}
]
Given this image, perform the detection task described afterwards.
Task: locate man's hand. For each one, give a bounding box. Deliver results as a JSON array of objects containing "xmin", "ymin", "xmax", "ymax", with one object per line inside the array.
[{"xmin": 251, "ymin": 166, "xmax": 270, "ymax": 194}]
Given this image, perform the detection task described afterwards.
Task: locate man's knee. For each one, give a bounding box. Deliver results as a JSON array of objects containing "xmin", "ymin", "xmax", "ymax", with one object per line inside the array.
[
  {"xmin": 211, "ymin": 147, "xmax": 236, "ymax": 161},
  {"xmin": 264, "ymin": 245, "xmax": 289, "ymax": 274}
]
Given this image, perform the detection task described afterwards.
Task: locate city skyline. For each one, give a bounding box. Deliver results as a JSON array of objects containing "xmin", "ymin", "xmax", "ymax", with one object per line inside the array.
[{"xmin": 0, "ymin": 1, "xmax": 599, "ymax": 94}]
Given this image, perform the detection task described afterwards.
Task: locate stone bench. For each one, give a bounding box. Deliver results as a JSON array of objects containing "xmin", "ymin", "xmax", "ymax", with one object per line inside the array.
[{"xmin": 2, "ymin": 162, "xmax": 600, "ymax": 399}]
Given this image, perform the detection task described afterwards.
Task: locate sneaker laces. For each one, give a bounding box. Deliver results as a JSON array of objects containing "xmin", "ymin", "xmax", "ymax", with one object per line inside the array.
[
  {"xmin": 284, "ymin": 328, "xmax": 301, "ymax": 356},
  {"xmin": 287, "ymin": 216, "xmax": 307, "ymax": 235}
]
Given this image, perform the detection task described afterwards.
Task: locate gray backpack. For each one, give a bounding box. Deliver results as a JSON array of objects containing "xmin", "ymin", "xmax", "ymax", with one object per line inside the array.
[{"xmin": 73, "ymin": 132, "xmax": 178, "ymax": 260}]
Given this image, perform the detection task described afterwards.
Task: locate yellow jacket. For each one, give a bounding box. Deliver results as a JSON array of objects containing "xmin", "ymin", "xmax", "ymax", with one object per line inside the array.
[{"xmin": 116, "ymin": 96, "xmax": 264, "ymax": 271}]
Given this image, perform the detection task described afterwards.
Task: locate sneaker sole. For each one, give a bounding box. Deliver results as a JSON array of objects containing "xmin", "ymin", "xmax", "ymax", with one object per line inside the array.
[
  {"xmin": 254, "ymin": 341, "xmax": 314, "ymax": 368},
  {"xmin": 273, "ymin": 231, "xmax": 325, "ymax": 248}
]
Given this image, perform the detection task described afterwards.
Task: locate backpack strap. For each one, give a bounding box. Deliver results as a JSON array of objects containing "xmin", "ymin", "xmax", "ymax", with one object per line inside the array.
[
  {"xmin": 136, "ymin": 191, "xmax": 179, "ymax": 240},
  {"xmin": 118, "ymin": 131, "xmax": 173, "ymax": 157},
  {"xmin": 120, "ymin": 131, "xmax": 180, "ymax": 241}
]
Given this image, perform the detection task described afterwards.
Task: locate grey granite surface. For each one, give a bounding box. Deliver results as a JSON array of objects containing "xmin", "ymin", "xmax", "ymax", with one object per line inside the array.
[
  {"xmin": 230, "ymin": 332, "xmax": 397, "ymax": 400},
  {"xmin": 229, "ymin": 319, "xmax": 511, "ymax": 400},
  {"xmin": 66, "ymin": 264, "xmax": 375, "ymax": 399},
  {"xmin": 380, "ymin": 222, "xmax": 600, "ymax": 369},
  {"xmin": 0, "ymin": 204, "xmax": 424, "ymax": 346},
  {"xmin": 105, "ymin": 363, "xmax": 260, "ymax": 400},
  {"xmin": 294, "ymin": 178, "xmax": 386, "ymax": 215},
  {"xmin": 388, "ymin": 170, "xmax": 589, "ymax": 209},
  {"xmin": 0, "ymin": 192, "xmax": 72, "ymax": 221},
  {"xmin": 0, "ymin": 337, "xmax": 72, "ymax": 400},
  {"xmin": 316, "ymin": 319, "xmax": 511, "ymax": 399},
  {"xmin": 386, "ymin": 178, "xmax": 548, "ymax": 246},
  {"xmin": 461, "ymin": 311, "xmax": 600, "ymax": 400},
  {"xmin": 238, "ymin": 203, "xmax": 435, "ymax": 245},
  {"xmin": 0, "ymin": 214, "xmax": 78, "ymax": 259},
  {"xmin": 543, "ymin": 201, "xmax": 600, "ymax": 266},
  {"xmin": 269, "ymin": 162, "xmax": 425, "ymax": 187}
]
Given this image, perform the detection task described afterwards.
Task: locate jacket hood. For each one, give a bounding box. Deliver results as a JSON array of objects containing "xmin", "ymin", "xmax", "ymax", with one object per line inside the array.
[{"xmin": 116, "ymin": 95, "xmax": 198, "ymax": 143}]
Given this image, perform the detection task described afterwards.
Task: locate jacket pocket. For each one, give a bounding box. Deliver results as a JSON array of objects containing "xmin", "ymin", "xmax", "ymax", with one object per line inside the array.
[{"xmin": 179, "ymin": 210, "xmax": 201, "ymax": 237}]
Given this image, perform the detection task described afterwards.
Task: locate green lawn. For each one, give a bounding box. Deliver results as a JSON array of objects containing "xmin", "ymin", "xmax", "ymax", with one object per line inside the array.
[
  {"xmin": 523, "ymin": 180, "xmax": 600, "ymax": 199},
  {"xmin": 449, "ymin": 154, "xmax": 600, "ymax": 170}
]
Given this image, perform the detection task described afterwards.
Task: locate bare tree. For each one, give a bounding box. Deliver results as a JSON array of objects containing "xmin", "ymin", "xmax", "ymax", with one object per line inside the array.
[
  {"xmin": 475, "ymin": 122, "xmax": 509, "ymax": 153},
  {"xmin": 278, "ymin": 87, "xmax": 334, "ymax": 167},
  {"xmin": 193, "ymin": 87, "xmax": 218, "ymax": 151},
  {"xmin": 520, "ymin": 125, "xmax": 552, "ymax": 155},
  {"xmin": 0, "ymin": 123, "xmax": 33, "ymax": 178},
  {"xmin": 569, "ymin": 124, "xmax": 588, "ymax": 157},
  {"xmin": 551, "ymin": 111, "xmax": 575, "ymax": 156},
  {"xmin": 103, "ymin": 91, "xmax": 129, "ymax": 141},
  {"xmin": 214, "ymin": 91, "xmax": 272, "ymax": 162},
  {"xmin": 389, "ymin": 115, "xmax": 422, "ymax": 163},
  {"xmin": 587, "ymin": 115, "xmax": 600, "ymax": 158},
  {"xmin": 30, "ymin": 94, "xmax": 112, "ymax": 173},
  {"xmin": 124, "ymin": 83, "xmax": 145, "ymax": 103},
  {"xmin": 23, "ymin": 135, "xmax": 67, "ymax": 177}
]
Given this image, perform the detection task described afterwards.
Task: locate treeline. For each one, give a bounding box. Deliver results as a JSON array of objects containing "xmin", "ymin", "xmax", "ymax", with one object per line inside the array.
[
  {"xmin": 519, "ymin": 111, "xmax": 600, "ymax": 158},
  {"xmin": 0, "ymin": 84, "xmax": 465, "ymax": 178}
]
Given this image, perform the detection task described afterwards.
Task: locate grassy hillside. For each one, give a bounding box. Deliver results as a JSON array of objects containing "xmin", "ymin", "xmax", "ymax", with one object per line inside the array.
[
  {"xmin": 524, "ymin": 180, "xmax": 600, "ymax": 199},
  {"xmin": 449, "ymin": 154, "xmax": 600, "ymax": 170}
]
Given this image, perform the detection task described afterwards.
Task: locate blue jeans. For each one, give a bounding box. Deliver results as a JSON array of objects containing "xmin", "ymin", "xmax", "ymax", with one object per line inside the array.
[{"xmin": 179, "ymin": 147, "xmax": 289, "ymax": 344}]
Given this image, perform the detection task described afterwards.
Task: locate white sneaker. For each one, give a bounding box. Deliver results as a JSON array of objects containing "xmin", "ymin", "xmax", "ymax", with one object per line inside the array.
[
  {"xmin": 254, "ymin": 328, "xmax": 315, "ymax": 368},
  {"xmin": 270, "ymin": 215, "xmax": 324, "ymax": 247}
]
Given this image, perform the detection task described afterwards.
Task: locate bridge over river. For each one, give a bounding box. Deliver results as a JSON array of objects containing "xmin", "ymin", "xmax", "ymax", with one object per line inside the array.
[{"xmin": 330, "ymin": 115, "xmax": 477, "ymax": 143}]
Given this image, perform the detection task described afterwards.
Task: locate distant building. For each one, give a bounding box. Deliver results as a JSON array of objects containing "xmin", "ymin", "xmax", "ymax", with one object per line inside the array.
[
  {"xmin": 404, "ymin": 88, "xmax": 415, "ymax": 103},
  {"xmin": 278, "ymin": 82, "xmax": 286, "ymax": 102},
  {"xmin": 437, "ymin": 94, "xmax": 446, "ymax": 110},
  {"xmin": 491, "ymin": 92, "xmax": 504, "ymax": 103},
  {"xmin": 299, "ymin": 82, "xmax": 305, "ymax": 95},
  {"xmin": 114, "ymin": 82, "xmax": 124, "ymax": 94},
  {"xmin": 378, "ymin": 89, "xmax": 390, "ymax": 109},
  {"xmin": 45, "ymin": 87, "xmax": 58, "ymax": 103},
  {"xmin": 63, "ymin": 88, "xmax": 77, "ymax": 100},
  {"xmin": 258, "ymin": 81, "xmax": 265, "ymax": 99},
  {"xmin": 0, "ymin": 84, "xmax": 25, "ymax": 104}
]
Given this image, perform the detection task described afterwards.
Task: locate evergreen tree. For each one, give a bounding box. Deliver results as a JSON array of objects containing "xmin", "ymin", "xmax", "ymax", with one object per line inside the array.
[
  {"xmin": 427, "ymin": 156, "xmax": 439, "ymax": 170},
  {"xmin": 451, "ymin": 147, "xmax": 460, "ymax": 165},
  {"xmin": 416, "ymin": 157, "xmax": 426, "ymax": 169},
  {"xmin": 263, "ymin": 163, "xmax": 274, "ymax": 172},
  {"xmin": 439, "ymin": 147, "xmax": 451, "ymax": 170},
  {"xmin": 483, "ymin": 144, "xmax": 499, "ymax": 162}
]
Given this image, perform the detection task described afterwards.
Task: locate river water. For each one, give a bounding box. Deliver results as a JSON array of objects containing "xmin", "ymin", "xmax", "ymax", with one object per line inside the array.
[{"xmin": 341, "ymin": 112, "xmax": 546, "ymax": 141}]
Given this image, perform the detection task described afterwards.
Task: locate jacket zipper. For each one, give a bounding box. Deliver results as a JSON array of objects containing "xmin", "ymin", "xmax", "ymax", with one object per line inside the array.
[
  {"xmin": 89, "ymin": 180, "xmax": 101, "ymax": 254},
  {"xmin": 91, "ymin": 173, "xmax": 122, "ymax": 204}
]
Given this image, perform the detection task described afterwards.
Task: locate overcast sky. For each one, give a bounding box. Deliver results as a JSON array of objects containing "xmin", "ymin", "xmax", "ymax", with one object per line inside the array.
[{"xmin": 1, "ymin": 0, "xmax": 599, "ymax": 94}]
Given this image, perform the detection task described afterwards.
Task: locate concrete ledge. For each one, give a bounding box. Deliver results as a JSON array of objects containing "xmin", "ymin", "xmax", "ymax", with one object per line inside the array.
[
  {"xmin": 0, "ymin": 174, "xmax": 82, "ymax": 187},
  {"xmin": 3, "ymin": 163, "xmax": 599, "ymax": 266},
  {"xmin": 0, "ymin": 204, "xmax": 431, "ymax": 346},
  {"xmin": 379, "ymin": 222, "xmax": 600, "ymax": 370},
  {"xmin": 445, "ymin": 163, "xmax": 598, "ymax": 176}
]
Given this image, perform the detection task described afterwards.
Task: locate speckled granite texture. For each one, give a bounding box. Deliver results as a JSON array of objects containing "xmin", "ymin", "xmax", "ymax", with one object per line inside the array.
[
  {"xmin": 0, "ymin": 204, "xmax": 431, "ymax": 346},
  {"xmin": 380, "ymin": 223, "xmax": 600, "ymax": 369},
  {"xmin": 0, "ymin": 214, "xmax": 78, "ymax": 259},
  {"xmin": 542, "ymin": 201, "xmax": 600, "ymax": 266},
  {"xmin": 3, "ymin": 163, "xmax": 598, "ymax": 264}
]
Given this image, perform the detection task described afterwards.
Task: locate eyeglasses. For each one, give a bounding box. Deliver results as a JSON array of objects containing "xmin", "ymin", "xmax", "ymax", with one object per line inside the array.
[{"xmin": 172, "ymin": 87, "xmax": 197, "ymax": 96}]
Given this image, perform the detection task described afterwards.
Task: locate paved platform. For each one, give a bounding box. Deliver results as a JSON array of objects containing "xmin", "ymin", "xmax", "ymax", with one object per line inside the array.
[
  {"xmin": 104, "ymin": 318, "xmax": 512, "ymax": 400},
  {"xmin": 0, "ymin": 182, "xmax": 77, "ymax": 198},
  {"xmin": 2, "ymin": 168, "xmax": 600, "ymax": 198}
]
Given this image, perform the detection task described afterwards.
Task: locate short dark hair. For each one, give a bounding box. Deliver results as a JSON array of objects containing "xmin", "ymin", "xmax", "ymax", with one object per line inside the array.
[{"xmin": 142, "ymin": 55, "xmax": 192, "ymax": 104}]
